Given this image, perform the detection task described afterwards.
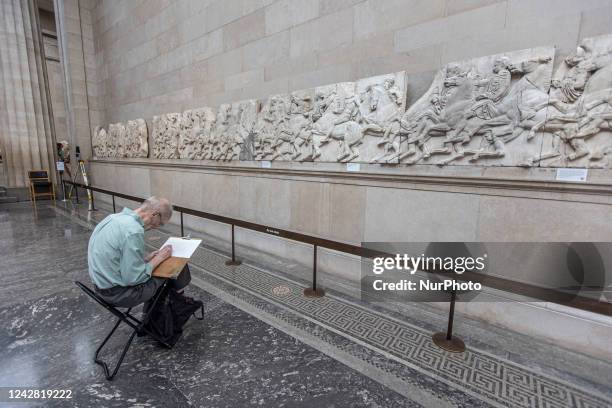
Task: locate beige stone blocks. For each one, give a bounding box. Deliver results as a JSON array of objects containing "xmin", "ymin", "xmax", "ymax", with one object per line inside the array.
[
  {"xmin": 289, "ymin": 8, "xmax": 353, "ymax": 59},
  {"xmin": 394, "ymin": 2, "xmax": 506, "ymax": 53},
  {"xmin": 444, "ymin": 0, "xmax": 504, "ymax": 16},
  {"xmin": 265, "ymin": 0, "xmax": 320, "ymax": 35},
  {"xmin": 355, "ymin": 0, "xmax": 445, "ymax": 40},
  {"xmin": 224, "ymin": 68, "xmax": 264, "ymax": 91},
  {"xmin": 505, "ymin": 0, "xmax": 612, "ymax": 25},
  {"xmin": 242, "ymin": 30, "xmax": 290, "ymax": 70},
  {"xmin": 578, "ymin": 5, "xmax": 612, "ymax": 41},
  {"xmin": 223, "ymin": 9, "xmax": 266, "ymax": 50},
  {"xmin": 363, "ymin": 187, "xmax": 480, "ymax": 241}
]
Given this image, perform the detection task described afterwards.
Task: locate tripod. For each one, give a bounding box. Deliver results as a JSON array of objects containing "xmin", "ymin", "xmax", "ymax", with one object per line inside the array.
[{"xmin": 67, "ymin": 160, "xmax": 96, "ymax": 211}]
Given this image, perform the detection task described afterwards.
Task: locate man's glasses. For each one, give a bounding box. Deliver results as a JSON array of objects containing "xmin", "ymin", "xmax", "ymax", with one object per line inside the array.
[{"xmin": 153, "ymin": 212, "xmax": 164, "ymax": 226}]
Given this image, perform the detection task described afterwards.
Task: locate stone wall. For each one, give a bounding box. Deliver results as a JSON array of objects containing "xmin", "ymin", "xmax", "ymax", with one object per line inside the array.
[
  {"xmin": 0, "ymin": 0, "xmax": 56, "ymax": 187},
  {"xmin": 43, "ymin": 33, "xmax": 68, "ymax": 150},
  {"xmin": 90, "ymin": 0, "xmax": 612, "ymax": 126},
  {"xmin": 84, "ymin": 0, "xmax": 612, "ymax": 359},
  {"xmin": 55, "ymin": 0, "xmax": 100, "ymax": 161}
]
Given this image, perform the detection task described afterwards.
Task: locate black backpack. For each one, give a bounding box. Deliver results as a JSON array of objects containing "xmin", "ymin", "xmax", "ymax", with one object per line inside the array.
[{"xmin": 142, "ymin": 289, "xmax": 204, "ymax": 347}]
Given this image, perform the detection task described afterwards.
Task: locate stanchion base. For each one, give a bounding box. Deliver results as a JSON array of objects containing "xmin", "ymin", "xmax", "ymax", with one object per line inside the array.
[
  {"xmin": 303, "ymin": 288, "xmax": 325, "ymax": 298},
  {"xmin": 225, "ymin": 260, "xmax": 242, "ymax": 266},
  {"xmin": 432, "ymin": 332, "xmax": 465, "ymax": 353}
]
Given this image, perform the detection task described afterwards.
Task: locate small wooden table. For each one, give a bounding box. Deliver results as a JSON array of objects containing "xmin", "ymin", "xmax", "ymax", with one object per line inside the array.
[{"xmin": 152, "ymin": 257, "xmax": 189, "ymax": 279}]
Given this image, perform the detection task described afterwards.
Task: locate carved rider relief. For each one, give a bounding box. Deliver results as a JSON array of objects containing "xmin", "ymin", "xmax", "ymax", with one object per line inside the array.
[
  {"xmin": 261, "ymin": 90, "xmax": 317, "ymax": 162},
  {"xmin": 152, "ymin": 113, "xmax": 181, "ymax": 159},
  {"xmin": 253, "ymin": 95, "xmax": 292, "ymax": 160},
  {"xmin": 398, "ymin": 47, "xmax": 555, "ymax": 167},
  {"xmin": 311, "ymin": 82, "xmax": 358, "ymax": 162},
  {"xmin": 92, "ymin": 126, "xmax": 108, "ymax": 158},
  {"xmin": 227, "ymin": 100, "xmax": 258, "ymax": 161},
  {"xmin": 524, "ymin": 35, "xmax": 612, "ymax": 168},
  {"xmin": 307, "ymin": 73, "xmax": 406, "ymax": 163},
  {"xmin": 107, "ymin": 123, "xmax": 122, "ymax": 158},
  {"xmin": 92, "ymin": 35, "xmax": 612, "ymax": 169},
  {"xmin": 126, "ymin": 119, "xmax": 149, "ymax": 158},
  {"xmin": 179, "ymin": 108, "xmax": 215, "ymax": 159},
  {"xmin": 355, "ymin": 72, "xmax": 406, "ymax": 163}
]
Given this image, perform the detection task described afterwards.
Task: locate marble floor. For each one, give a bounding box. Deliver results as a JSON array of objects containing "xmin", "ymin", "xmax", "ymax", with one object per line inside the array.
[{"xmin": 1, "ymin": 201, "xmax": 611, "ymax": 408}]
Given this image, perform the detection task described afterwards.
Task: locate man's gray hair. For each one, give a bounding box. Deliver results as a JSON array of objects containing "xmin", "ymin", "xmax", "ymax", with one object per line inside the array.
[{"xmin": 140, "ymin": 196, "xmax": 173, "ymax": 221}]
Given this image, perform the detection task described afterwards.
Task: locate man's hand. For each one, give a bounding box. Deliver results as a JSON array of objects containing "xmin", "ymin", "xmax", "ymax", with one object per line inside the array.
[
  {"xmin": 144, "ymin": 249, "xmax": 159, "ymax": 262},
  {"xmin": 158, "ymin": 245, "xmax": 172, "ymax": 260},
  {"xmin": 148, "ymin": 245, "xmax": 173, "ymax": 270}
]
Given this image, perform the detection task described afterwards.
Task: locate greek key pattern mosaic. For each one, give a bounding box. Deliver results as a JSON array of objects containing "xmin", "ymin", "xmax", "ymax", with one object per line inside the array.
[
  {"xmin": 59, "ymin": 207, "xmax": 611, "ymax": 408},
  {"xmin": 154, "ymin": 237, "xmax": 610, "ymax": 408},
  {"xmin": 186, "ymin": 251, "xmax": 612, "ymax": 407}
]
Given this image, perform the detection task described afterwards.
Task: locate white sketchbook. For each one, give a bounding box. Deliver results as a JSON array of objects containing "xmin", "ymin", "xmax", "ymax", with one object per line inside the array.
[{"xmin": 160, "ymin": 237, "xmax": 202, "ymax": 259}]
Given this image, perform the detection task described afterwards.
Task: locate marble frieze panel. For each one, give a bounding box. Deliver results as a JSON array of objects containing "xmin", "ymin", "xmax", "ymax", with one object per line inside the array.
[
  {"xmin": 126, "ymin": 119, "xmax": 149, "ymax": 158},
  {"xmin": 92, "ymin": 120, "xmax": 148, "ymax": 159},
  {"xmin": 92, "ymin": 126, "xmax": 108, "ymax": 158},
  {"xmin": 256, "ymin": 89, "xmax": 318, "ymax": 162},
  {"xmin": 208, "ymin": 99, "xmax": 258, "ymax": 161},
  {"xmin": 253, "ymin": 94, "xmax": 292, "ymax": 161},
  {"xmin": 152, "ymin": 113, "xmax": 181, "ymax": 159},
  {"xmin": 529, "ymin": 35, "xmax": 612, "ymax": 169},
  {"xmin": 310, "ymin": 82, "xmax": 356, "ymax": 162},
  {"xmin": 354, "ymin": 72, "xmax": 407, "ymax": 163},
  {"xmin": 253, "ymin": 72, "xmax": 408, "ymax": 164},
  {"xmin": 91, "ymin": 35, "xmax": 612, "ymax": 169},
  {"xmin": 311, "ymin": 73, "xmax": 407, "ymax": 163},
  {"xmin": 179, "ymin": 107, "xmax": 216, "ymax": 159},
  {"xmin": 397, "ymin": 47, "xmax": 555, "ymax": 167},
  {"xmin": 107, "ymin": 122, "xmax": 125, "ymax": 158}
]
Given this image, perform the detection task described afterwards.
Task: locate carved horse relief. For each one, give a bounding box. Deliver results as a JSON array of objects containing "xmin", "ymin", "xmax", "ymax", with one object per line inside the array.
[
  {"xmin": 399, "ymin": 47, "xmax": 555, "ymax": 167},
  {"xmin": 253, "ymin": 95, "xmax": 291, "ymax": 160},
  {"xmin": 523, "ymin": 35, "xmax": 612, "ymax": 168},
  {"xmin": 311, "ymin": 82, "xmax": 364, "ymax": 162},
  {"xmin": 355, "ymin": 72, "xmax": 407, "ymax": 163},
  {"xmin": 228, "ymin": 100, "xmax": 258, "ymax": 161},
  {"xmin": 93, "ymin": 35, "xmax": 612, "ymax": 169},
  {"xmin": 152, "ymin": 113, "xmax": 181, "ymax": 159},
  {"xmin": 126, "ymin": 119, "xmax": 148, "ymax": 158}
]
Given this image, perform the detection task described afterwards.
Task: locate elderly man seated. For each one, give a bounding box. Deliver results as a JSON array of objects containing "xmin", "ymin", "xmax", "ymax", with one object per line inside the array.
[{"xmin": 87, "ymin": 196, "xmax": 191, "ymax": 307}]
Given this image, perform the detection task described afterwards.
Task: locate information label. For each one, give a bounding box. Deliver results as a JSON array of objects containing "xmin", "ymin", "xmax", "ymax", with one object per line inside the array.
[
  {"xmin": 555, "ymin": 168, "xmax": 588, "ymax": 182},
  {"xmin": 55, "ymin": 161, "xmax": 65, "ymax": 171},
  {"xmin": 261, "ymin": 161, "xmax": 272, "ymax": 168}
]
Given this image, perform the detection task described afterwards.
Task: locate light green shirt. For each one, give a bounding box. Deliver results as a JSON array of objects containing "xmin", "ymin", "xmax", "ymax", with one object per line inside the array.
[{"xmin": 87, "ymin": 207, "xmax": 153, "ymax": 289}]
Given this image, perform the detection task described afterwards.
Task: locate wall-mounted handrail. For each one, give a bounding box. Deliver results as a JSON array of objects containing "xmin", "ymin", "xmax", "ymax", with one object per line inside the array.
[{"xmin": 64, "ymin": 180, "xmax": 612, "ymax": 319}]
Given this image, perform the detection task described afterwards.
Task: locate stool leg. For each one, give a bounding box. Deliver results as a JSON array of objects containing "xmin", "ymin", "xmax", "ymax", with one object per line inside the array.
[
  {"xmin": 94, "ymin": 309, "xmax": 137, "ymax": 381},
  {"xmin": 107, "ymin": 331, "xmax": 137, "ymax": 380}
]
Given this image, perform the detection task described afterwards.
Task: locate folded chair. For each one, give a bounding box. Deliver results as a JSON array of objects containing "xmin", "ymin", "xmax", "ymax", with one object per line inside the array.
[
  {"xmin": 28, "ymin": 170, "xmax": 55, "ymax": 202},
  {"xmin": 74, "ymin": 280, "xmax": 170, "ymax": 380}
]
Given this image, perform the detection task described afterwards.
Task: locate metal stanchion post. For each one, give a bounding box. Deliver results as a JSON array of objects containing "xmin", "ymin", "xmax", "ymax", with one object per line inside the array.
[
  {"xmin": 225, "ymin": 224, "xmax": 241, "ymax": 266},
  {"xmin": 432, "ymin": 289, "xmax": 465, "ymax": 352},
  {"xmin": 89, "ymin": 190, "xmax": 96, "ymax": 211},
  {"xmin": 112, "ymin": 195, "xmax": 116, "ymax": 213},
  {"xmin": 304, "ymin": 244, "xmax": 325, "ymax": 298},
  {"xmin": 180, "ymin": 212, "xmax": 184, "ymax": 236},
  {"xmin": 60, "ymin": 171, "xmax": 68, "ymax": 202}
]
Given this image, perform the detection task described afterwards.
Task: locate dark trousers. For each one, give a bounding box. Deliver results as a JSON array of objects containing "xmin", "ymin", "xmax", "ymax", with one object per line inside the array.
[{"xmin": 95, "ymin": 265, "xmax": 191, "ymax": 308}]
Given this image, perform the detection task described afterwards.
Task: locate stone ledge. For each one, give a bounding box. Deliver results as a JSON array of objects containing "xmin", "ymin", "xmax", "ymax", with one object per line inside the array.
[{"xmin": 90, "ymin": 158, "xmax": 612, "ymax": 202}]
